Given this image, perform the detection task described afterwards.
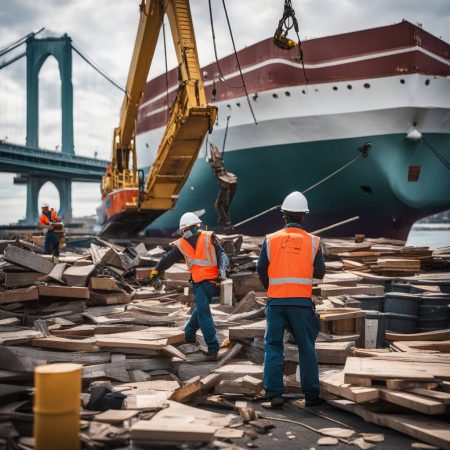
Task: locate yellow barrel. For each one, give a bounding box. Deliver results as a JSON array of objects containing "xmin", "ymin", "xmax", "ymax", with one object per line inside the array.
[{"xmin": 34, "ymin": 363, "xmax": 82, "ymax": 450}]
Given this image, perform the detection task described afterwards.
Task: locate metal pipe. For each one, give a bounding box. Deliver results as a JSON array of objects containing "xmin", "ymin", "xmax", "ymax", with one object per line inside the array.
[
  {"xmin": 311, "ymin": 215, "xmax": 359, "ymax": 235},
  {"xmin": 34, "ymin": 363, "xmax": 82, "ymax": 450}
]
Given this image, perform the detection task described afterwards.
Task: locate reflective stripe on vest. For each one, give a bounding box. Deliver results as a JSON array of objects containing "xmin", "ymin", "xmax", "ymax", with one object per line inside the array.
[
  {"xmin": 266, "ymin": 227, "xmax": 320, "ymax": 299},
  {"xmin": 172, "ymin": 231, "xmax": 219, "ymax": 282}
]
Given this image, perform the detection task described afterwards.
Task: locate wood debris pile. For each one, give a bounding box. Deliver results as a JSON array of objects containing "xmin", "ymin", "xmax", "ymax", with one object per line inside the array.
[{"xmin": 0, "ymin": 234, "xmax": 448, "ymax": 449}]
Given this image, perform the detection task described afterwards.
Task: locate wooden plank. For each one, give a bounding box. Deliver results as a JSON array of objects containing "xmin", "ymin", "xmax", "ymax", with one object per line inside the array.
[
  {"xmin": 229, "ymin": 320, "xmax": 266, "ymax": 340},
  {"xmin": 385, "ymin": 329, "xmax": 450, "ymax": 342},
  {"xmin": 48, "ymin": 263, "xmax": 67, "ymax": 283},
  {"xmin": 0, "ymin": 346, "xmax": 110, "ymax": 371},
  {"xmin": 220, "ymin": 279, "xmax": 233, "ymax": 306},
  {"xmin": 131, "ymin": 421, "xmax": 215, "ymax": 442},
  {"xmin": 37, "ymin": 285, "xmax": 90, "ymax": 299},
  {"xmin": 94, "ymin": 409, "xmax": 139, "ymax": 424},
  {"xmin": 213, "ymin": 363, "xmax": 263, "ymax": 380},
  {"xmin": 343, "ymin": 357, "xmax": 449, "ymax": 383},
  {"xmin": 0, "ymin": 329, "xmax": 43, "ymax": 345},
  {"xmin": 95, "ymin": 336, "xmax": 168, "ymax": 350},
  {"xmin": 0, "ymin": 286, "xmax": 39, "ymax": 304},
  {"xmin": 31, "ymin": 336, "xmax": 99, "ymax": 352},
  {"xmin": 4, "ymin": 272, "xmax": 42, "ymax": 288},
  {"xmin": 169, "ymin": 376, "xmax": 202, "ymax": 403},
  {"xmin": 320, "ymin": 370, "xmax": 379, "ymax": 403},
  {"xmin": 4, "ymin": 244, "xmax": 54, "ymax": 274},
  {"xmin": 286, "ymin": 342, "xmax": 353, "ymax": 365},
  {"xmin": 89, "ymin": 291, "xmax": 131, "ymax": 305},
  {"xmin": 89, "ymin": 277, "xmax": 121, "ymax": 291},
  {"xmin": 406, "ymin": 388, "xmax": 450, "ymax": 404},
  {"xmin": 378, "ymin": 388, "xmax": 446, "ymax": 415},
  {"xmin": 331, "ymin": 401, "xmax": 450, "ymax": 450},
  {"xmin": 319, "ymin": 284, "xmax": 384, "ymax": 298}
]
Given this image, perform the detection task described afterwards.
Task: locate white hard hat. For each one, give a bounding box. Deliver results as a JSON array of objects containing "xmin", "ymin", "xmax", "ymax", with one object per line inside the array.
[
  {"xmin": 41, "ymin": 202, "xmax": 49, "ymax": 208},
  {"xmin": 179, "ymin": 212, "xmax": 202, "ymax": 230},
  {"xmin": 281, "ymin": 191, "xmax": 309, "ymax": 213}
]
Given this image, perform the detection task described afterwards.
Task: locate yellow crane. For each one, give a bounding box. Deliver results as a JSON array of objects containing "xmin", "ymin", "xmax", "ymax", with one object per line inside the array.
[{"xmin": 100, "ymin": 0, "xmax": 217, "ymax": 236}]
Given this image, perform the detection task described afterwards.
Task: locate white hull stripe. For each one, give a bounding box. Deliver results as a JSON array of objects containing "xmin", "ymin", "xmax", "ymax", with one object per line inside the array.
[{"xmin": 140, "ymin": 45, "xmax": 450, "ymax": 112}]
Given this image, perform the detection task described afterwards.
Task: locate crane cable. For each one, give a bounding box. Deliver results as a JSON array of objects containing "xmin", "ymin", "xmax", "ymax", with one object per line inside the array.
[
  {"xmin": 208, "ymin": 0, "xmax": 258, "ymax": 125},
  {"xmin": 162, "ymin": 20, "xmax": 170, "ymax": 122},
  {"xmin": 234, "ymin": 151, "xmax": 366, "ymax": 228},
  {"xmin": 221, "ymin": 0, "xmax": 258, "ymax": 125},
  {"xmin": 422, "ymin": 136, "xmax": 450, "ymax": 170}
]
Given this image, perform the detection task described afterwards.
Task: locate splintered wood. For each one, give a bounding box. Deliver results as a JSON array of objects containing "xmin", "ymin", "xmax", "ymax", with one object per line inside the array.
[{"xmin": 0, "ymin": 232, "xmax": 448, "ymax": 448}]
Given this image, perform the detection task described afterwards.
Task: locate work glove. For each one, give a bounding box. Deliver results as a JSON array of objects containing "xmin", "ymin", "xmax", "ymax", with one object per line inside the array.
[
  {"xmin": 149, "ymin": 269, "xmax": 163, "ymax": 291},
  {"xmin": 218, "ymin": 268, "xmax": 227, "ymax": 282}
]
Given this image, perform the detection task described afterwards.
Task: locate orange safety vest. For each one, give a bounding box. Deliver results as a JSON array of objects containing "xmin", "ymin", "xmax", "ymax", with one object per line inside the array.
[
  {"xmin": 39, "ymin": 209, "xmax": 59, "ymax": 226},
  {"xmin": 171, "ymin": 231, "xmax": 219, "ymax": 283},
  {"xmin": 266, "ymin": 227, "xmax": 320, "ymax": 299}
]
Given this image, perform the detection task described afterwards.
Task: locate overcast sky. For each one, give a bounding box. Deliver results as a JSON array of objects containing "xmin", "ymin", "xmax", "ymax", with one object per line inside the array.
[{"xmin": 0, "ymin": 0, "xmax": 449, "ymax": 224}]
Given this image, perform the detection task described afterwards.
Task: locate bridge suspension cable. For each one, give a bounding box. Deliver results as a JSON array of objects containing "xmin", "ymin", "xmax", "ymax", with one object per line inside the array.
[
  {"xmin": 0, "ymin": 28, "xmax": 44, "ymax": 58},
  {"xmin": 71, "ymin": 43, "xmax": 125, "ymax": 93}
]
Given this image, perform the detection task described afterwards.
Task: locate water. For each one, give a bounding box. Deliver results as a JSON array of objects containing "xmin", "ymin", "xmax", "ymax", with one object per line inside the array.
[{"xmin": 406, "ymin": 228, "xmax": 450, "ymax": 249}]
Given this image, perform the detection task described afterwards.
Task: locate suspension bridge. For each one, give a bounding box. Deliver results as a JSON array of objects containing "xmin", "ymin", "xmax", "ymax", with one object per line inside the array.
[{"xmin": 0, "ymin": 29, "xmax": 123, "ymax": 224}]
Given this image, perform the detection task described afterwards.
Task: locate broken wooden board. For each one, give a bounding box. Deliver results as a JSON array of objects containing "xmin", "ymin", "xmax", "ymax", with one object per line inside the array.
[
  {"xmin": 0, "ymin": 286, "xmax": 38, "ymax": 304},
  {"xmin": 169, "ymin": 376, "xmax": 202, "ymax": 403},
  {"xmin": 37, "ymin": 285, "xmax": 90, "ymax": 299},
  {"xmin": 47, "ymin": 263, "xmax": 67, "ymax": 283},
  {"xmin": 89, "ymin": 277, "xmax": 121, "ymax": 291},
  {"xmin": 4, "ymin": 244, "xmax": 54, "ymax": 274},
  {"xmin": 230, "ymin": 272, "xmax": 264, "ymax": 298},
  {"xmin": 405, "ymin": 388, "xmax": 450, "ymax": 405},
  {"xmin": 320, "ymin": 370, "xmax": 379, "ymax": 403},
  {"xmin": 63, "ymin": 264, "xmax": 95, "ymax": 287},
  {"xmin": 329, "ymin": 399, "xmax": 450, "ymax": 450}
]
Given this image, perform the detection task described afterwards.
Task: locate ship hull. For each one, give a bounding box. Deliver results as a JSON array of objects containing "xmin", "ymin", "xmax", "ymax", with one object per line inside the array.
[{"xmin": 136, "ymin": 131, "xmax": 450, "ymax": 239}]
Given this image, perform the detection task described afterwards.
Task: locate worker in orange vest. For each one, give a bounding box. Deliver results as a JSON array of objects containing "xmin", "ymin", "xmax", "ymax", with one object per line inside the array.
[
  {"xmin": 256, "ymin": 192, "xmax": 326, "ymax": 408},
  {"xmin": 149, "ymin": 212, "xmax": 229, "ymax": 358},
  {"xmin": 39, "ymin": 202, "xmax": 60, "ymax": 256}
]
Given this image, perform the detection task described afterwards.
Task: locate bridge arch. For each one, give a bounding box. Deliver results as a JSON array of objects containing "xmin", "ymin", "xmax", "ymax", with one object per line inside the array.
[
  {"xmin": 26, "ymin": 34, "xmax": 74, "ymax": 154},
  {"xmin": 24, "ymin": 176, "xmax": 72, "ymax": 225}
]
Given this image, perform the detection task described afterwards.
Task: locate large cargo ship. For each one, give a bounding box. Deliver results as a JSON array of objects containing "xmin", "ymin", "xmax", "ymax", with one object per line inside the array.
[{"xmin": 135, "ymin": 21, "xmax": 450, "ymax": 239}]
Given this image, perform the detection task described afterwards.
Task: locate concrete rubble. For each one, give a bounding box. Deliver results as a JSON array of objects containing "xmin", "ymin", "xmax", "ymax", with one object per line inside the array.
[{"xmin": 0, "ymin": 235, "xmax": 449, "ymax": 449}]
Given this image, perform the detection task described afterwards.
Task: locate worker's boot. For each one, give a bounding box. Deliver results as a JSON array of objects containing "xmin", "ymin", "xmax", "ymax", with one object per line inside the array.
[
  {"xmin": 204, "ymin": 349, "xmax": 219, "ymax": 360},
  {"xmin": 305, "ymin": 393, "xmax": 324, "ymax": 407},
  {"xmin": 261, "ymin": 397, "xmax": 284, "ymax": 409}
]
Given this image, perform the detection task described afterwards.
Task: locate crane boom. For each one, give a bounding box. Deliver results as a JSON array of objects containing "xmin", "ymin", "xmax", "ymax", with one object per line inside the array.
[{"xmin": 100, "ymin": 0, "xmax": 217, "ymax": 236}]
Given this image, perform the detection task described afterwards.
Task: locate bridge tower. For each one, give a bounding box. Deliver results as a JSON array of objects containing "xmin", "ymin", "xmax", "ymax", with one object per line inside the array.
[{"xmin": 22, "ymin": 34, "xmax": 74, "ymax": 223}]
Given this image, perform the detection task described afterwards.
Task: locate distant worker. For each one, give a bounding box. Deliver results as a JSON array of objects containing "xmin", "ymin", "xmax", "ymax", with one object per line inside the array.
[
  {"xmin": 256, "ymin": 191, "xmax": 326, "ymax": 408},
  {"xmin": 208, "ymin": 143, "xmax": 237, "ymax": 231},
  {"xmin": 39, "ymin": 202, "xmax": 60, "ymax": 256},
  {"xmin": 149, "ymin": 212, "xmax": 230, "ymax": 358}
]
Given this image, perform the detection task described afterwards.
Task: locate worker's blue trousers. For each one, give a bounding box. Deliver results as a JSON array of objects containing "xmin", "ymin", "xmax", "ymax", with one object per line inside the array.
[
  {"xmin": 44, "ymin": 231, "xmax": 60, "ymax": 256},
  {"xmin": 264, "ymin": 304, "xmax": 320, "ymax": 399},
  {"xmin": 184, "ymin": 280, "xmax": 220, "ymax": 352}
]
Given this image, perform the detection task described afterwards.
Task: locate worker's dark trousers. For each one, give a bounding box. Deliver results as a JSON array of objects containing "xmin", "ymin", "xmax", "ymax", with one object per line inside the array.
[
  {"xmin": 184, "ymin": 280, "xmax": 220, "ymax": 352},
  {"xmin": 44, "ymin": 231, "xmax": 60, "ymax": 256},
  {"xmin": 264, "ymin": 304, "xmax": 320, "ymax": 399}
]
